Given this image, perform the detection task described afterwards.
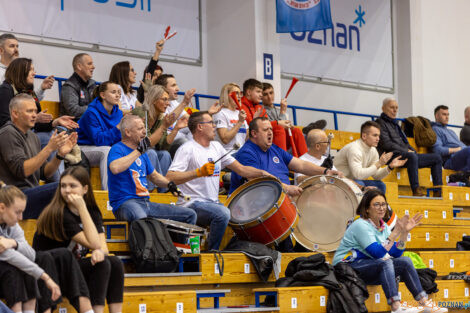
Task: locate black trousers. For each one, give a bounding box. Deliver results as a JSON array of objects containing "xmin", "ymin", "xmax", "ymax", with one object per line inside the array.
[
  {"xmin": 35, "ymin": 248, "xmax": 90, "ymax": 313},
  {"xmin": 78, "ymin": 255, "xmax": 124, "ymax": 306},
  {"xmin": 0, "ymin": 261, "xmax": 39, "ymax": 308}
]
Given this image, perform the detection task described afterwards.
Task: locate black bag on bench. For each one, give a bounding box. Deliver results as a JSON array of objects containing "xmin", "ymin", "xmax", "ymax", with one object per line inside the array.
[{"xmin": 129, "ymin": 218, "xmax": 179, "ymax": 273}]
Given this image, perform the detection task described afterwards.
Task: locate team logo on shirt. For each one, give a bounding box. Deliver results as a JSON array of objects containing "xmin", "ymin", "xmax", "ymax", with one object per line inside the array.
[
  {"xmin": 273, "ymin": 156, "xmax": 280, "ymax": 164},
  {"xmin": 136, "ymin": 158, "xmax": 142, "ymax": 166}
]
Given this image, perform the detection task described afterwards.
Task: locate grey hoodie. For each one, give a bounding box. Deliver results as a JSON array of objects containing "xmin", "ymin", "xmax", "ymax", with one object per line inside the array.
[{"xmin": 0, "ymin": 223, "xmax": 44, "ymax": 279}]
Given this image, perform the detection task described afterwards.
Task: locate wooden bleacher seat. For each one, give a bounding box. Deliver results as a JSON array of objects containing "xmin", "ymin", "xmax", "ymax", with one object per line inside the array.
[
  {"xmin": 40, "ymin": 100, "xmax": 60, "ymax": 119},
  {"xmin": 253, "ymin": 279, "xmax": 470, "ymax": 312}
]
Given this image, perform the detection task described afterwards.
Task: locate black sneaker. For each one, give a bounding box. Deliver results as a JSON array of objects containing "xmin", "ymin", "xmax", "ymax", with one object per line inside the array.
[{"xmin": 302, "ymin": 119, "xmax": 327, "ymax": 135}]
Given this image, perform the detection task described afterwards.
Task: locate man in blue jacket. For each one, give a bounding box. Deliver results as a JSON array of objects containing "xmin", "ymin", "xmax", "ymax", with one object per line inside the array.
[{"xmin": 432, "ymin": 105, "xmax": 470, "ymax": 171}]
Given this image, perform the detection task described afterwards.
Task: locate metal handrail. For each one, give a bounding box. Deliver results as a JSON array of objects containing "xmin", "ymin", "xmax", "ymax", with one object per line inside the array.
[{"xmin": 35, "ymin": 74, "xmax": 463, "ymax": 131}]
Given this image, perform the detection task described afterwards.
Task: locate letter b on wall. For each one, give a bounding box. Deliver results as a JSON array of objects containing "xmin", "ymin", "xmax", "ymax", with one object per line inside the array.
[{"xmin": 263, "ymin": 53, "xmax": 273, "ymax": 80}]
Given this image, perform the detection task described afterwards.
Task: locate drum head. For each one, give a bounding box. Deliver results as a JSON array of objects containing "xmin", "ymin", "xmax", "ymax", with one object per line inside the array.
[
  {"xmin": 158, "ymin": 219, "xmax": 206, "ymax": 236},
  {"xmin": 293, "ymin": 176, "xmax": 362, "ymax": 252},
  {"xmin": 228, "ymin": 179, "xmax": 282, "ymax": 223}
]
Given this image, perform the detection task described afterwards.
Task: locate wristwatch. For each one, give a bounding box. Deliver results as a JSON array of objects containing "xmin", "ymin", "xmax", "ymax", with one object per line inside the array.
[{"xmin": 56, "ymin": 154, "xmax": 65, "ymax": 160}]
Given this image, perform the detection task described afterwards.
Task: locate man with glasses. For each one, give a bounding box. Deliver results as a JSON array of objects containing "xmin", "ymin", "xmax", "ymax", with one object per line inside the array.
[
  {"xmin": 166, "ymin": 111, "xmax": 270, "ymax": 251},
  {"xmin": 334, "ymin": 121, "xmax": 406, "ymax": 193},
  {"xmin": 294, "ymin": 129, "xmax": 338, "ymax": 185}
]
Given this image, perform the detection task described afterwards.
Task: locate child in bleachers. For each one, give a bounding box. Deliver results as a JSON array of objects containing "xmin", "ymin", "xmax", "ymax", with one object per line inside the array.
[
  {"xmin": 34, "ymin": 167, "xmax": 124, "ymax": 313},
  {"xmin": 0, "ymin": 182, "xmax": 60, "ymax": 312},
  {"xmin": 77, "ymin": 82, "xmax": 123, "ymax": 190}
]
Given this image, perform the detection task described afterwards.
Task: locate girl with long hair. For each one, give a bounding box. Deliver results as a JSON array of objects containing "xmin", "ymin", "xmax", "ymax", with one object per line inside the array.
[
  {"xmin": 213, "ymin": 83, "xmax": 247, "ymax": 152},
  {"xmin": 109, "ymin": 61, "xmax": 142, "ymax": 112},
  {"xmin": 34, "ymin": 167, "xmax": 124, "ymax": 313},
  {"xmin": 77, "ymin": 81, "xmax": 123, "ymax": 190},
  {"xmin": 0, "ymin": 182, "xmax": 94, "ymax": 313}
]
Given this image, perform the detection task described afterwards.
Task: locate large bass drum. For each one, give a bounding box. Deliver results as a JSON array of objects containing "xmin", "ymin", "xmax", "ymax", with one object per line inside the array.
[
  {"xmin": 226, "ymin": 177, "xmax": 298, "ymax": 246},
  {"xmin": 292, "ymin": 175, "xmax": 362, "ymax": 252}
]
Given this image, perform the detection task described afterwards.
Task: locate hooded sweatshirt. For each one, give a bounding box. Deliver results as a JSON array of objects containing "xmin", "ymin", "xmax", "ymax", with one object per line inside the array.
[
  {"xmin": 0, "ymin": 223, "xmax": 44, "ymax": 280},
  {"xmin": 77, "ymin": 97, "xmax": 123, "ymax": 146}
]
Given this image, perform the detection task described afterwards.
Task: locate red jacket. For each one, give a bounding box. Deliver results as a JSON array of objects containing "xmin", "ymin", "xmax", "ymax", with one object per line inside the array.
[{"xmin": 241, "ymin": 96, "xmax": 277, "ymax": 128}]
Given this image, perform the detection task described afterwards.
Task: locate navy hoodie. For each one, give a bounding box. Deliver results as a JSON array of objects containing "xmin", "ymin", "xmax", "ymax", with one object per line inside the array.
[{"xmin": 77, "ymin": 97, "xmax": 123, "ymax": 146}]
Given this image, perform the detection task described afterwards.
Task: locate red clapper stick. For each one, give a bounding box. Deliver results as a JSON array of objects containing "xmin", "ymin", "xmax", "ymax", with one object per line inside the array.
[
  {"xmin": 284, "ymin": 77, "xmax": 299, "ymax": 157},
  {"xmin": 229, "ymin": 91, "xmax": 242, "ymax": 111},
  {"xmin": 164, "ymin": 26, "xmax": 170, "ymax": 39},
  {"xmin": 166, "ymin": 32, "xmax": 177, "ymax": 40}
]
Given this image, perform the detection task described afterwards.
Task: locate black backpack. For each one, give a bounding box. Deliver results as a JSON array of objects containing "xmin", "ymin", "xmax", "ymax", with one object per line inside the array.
[{"xmin": 128, "ymin": 218, "xmax": 179, "ymax": 273}]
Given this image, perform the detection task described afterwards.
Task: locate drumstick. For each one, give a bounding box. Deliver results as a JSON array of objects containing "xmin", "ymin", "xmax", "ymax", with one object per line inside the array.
[
  {"xmin": 213, "ymin": 143, "xmax": 240, "ymax": 164},
  {"xmin": 283, "ymin": 78, "xmax": 299, "ymax": 157},
  {"xmin": 229, "ymin": 91, "xmax": 242, "ymax": 111},
  {"xmin": 284, "ymin": 77, "xmax": 299, "ymax": 99},
  {"xmin": 178, "ymin": 193, "xmax": 191, "ymax": 202}
]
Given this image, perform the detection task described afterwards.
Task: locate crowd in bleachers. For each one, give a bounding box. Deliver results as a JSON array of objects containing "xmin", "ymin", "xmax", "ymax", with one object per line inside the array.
[{"xmin": 1, "ymin": 31, "xmax": 468, "ymax": 313}]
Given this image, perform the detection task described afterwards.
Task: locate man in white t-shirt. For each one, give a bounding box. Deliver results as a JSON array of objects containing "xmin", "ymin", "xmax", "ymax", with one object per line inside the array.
[
  {"xmin": 167, "ymin": 111, "xmax": 269, "ymax": 250},
  {"xmin": 213, "ymin": 107, "xmax": 248, "ymax": 151},
  {"xmin": 0, "ymin": 33, "xmax": 54, "ymax": 100},
  {"xmin": 295, "ymin": 129, "xmax": 337, "ymax": 185}
]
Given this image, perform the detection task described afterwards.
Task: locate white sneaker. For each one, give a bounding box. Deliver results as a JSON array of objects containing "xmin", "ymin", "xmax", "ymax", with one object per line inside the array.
[
  {"xmin": 391, "ymin": 302, "xmax": 424, "ymax": 313},
  {"xmin": 420, "ymin": 299, "xmax": 448, "ymax": 313}
]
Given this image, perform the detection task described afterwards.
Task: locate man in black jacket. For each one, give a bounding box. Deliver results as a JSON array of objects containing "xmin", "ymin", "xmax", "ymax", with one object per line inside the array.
[
  {"xmin": 59, "ymin": 53, "xmax": 96, "ymax": 119},
  {"xmin": 376, "ymin": 97, "xmax": 442, "ymax": 196}
]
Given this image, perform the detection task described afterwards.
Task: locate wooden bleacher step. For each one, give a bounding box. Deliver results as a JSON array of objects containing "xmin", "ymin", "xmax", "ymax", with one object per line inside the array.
[
  {"xmin": 253, "ymin": 280, "xmax": 470, "ymax": 313},
  {"xmin": 196, "ymin": 289, "xmax": 230, "ymax": 310},
  {"xmin": 197, "ymin": 306, "xmax": 279, "ymax": 312},
  {"xmin": 398, "ymin": 195, "xmax": 442, "ymax": 200}
]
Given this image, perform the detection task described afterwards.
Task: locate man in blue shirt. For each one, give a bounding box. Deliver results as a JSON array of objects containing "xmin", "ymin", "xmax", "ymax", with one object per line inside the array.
[
  {"xmin": 432, "ymin": 105, "xmax": 470, "ymax": 171},
  {"xmin": 107, "ymin": 114, "xmax": 196, "ymax": 224},
  {"xmin": 230, "ymin": 117, "xmax": 342, "ymax": 196},
  {"xmin": 230, "ymin": 117, "xmax": 342, "ymax": 252}
]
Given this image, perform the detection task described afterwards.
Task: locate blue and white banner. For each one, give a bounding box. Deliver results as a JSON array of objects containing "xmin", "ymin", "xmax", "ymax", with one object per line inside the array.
[
  {"xmin": 276, "ymin": 0, "xmax": 332, "ymax": 33},
  {"xmin": 280, "ymin": 0, "xmax": 393, "ymax": 89},
  {"xmin": 0, "ymin": 0, "xmax": 201, "ymax": 62}
]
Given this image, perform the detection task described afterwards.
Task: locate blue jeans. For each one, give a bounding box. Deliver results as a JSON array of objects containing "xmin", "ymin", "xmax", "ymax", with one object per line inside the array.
[
  {"xmin": 115, "ymin": 197, "xmax": 196, "ymax": 225},
  {"xmin": 349, "ymin": 257, "xmax": 426, "ymax": 305},
  {"xmin": 393, "ymin": 151, "xmax": 442, "ymax": 190},
  {"xmin": 23, "ymin": 182, "xmax": 59, "ymax": 219},
  {"xmin": 188, "ymin": 201, "xmax": 230, "ymax": 251},
  {"xmin": 355, "ymin": 180, "xmax": 386, "ymax": 194},
  {"xmin": 146, "ymin": 149, "xmax": 172, "ymax": 192},
  {"xmin": 445, "ymin": 147, "xmax": 470, "ymax": 171}
]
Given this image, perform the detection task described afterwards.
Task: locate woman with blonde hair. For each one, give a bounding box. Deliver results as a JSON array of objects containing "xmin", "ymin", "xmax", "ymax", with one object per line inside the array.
[
  {"xmin": 34, "ymin": 167, "xmax": 124, "ymax": 313},
  {"xmin": 140, "ymin": 84, "xmax": 186, "ymax": 191},
  {"xmin": 213, "ymin": 83, "xmax": 247, "ymax": 152}
]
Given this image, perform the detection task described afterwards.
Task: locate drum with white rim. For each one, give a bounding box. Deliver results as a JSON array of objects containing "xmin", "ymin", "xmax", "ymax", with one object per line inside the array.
[{"xmin": 292, "ymin": 175, "xmax": 362, "ymax": 252}]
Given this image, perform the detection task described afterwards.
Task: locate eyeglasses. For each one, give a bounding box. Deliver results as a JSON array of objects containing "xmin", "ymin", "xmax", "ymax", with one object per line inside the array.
[
  {"xmin": 200, "ymin": 121, "xmax": 216, "ymax": 126},
  {"xmin": 315, "ymin": 141, "xmax": 329, "ymax": 145},
  {"xmin": 158, "ymin": 97, "xmax": 170, "ymax": 102},
  {"xmin": 371, "ymin": 202, "xmax": 388, "ymax": 209}
]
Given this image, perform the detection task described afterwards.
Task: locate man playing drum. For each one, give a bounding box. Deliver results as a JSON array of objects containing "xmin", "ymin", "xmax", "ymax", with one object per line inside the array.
[
  {"xmin": 333, "ymin": 121, "xmax": 407, "ymax": 194},
  {"xmin": 230, "ymin": 117, "xmax": 342, "ymax": 197},
  {"xmin": 166, "ymin": 111, "xmax": 270, "ymax": 251},
  {"xmin": 229, "ymin": 117, "xmax": 342, "ymax": 251}
]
